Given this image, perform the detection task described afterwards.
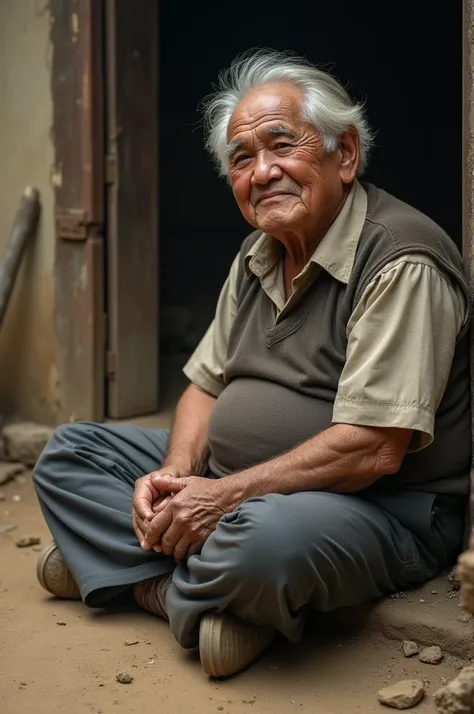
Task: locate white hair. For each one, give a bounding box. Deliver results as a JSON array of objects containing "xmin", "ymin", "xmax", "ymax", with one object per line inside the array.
[{"xmin": 201, "ymin": 49, "xmax": 374, "ymax": 178}]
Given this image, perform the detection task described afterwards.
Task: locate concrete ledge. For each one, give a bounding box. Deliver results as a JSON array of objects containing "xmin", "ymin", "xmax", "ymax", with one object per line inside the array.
[{"xmin": 326, "ymin": 573, "xmax": 474, "ymax": 661}]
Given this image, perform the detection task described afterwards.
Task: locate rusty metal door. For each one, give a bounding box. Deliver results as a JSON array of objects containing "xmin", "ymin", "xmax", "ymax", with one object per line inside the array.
[
  {"xmin": 104, "ymin": 0, "xmax": 159, "ymax": 418},
  {"xmin": 51, "ymin": 0, "xmax": 106, "ymax": 422}
]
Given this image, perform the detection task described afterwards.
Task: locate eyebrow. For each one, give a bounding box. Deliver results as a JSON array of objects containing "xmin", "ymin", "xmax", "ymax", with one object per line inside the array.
[{"xmin": 226, "ymin": 125, "xmax": 296, "ymax": 159}]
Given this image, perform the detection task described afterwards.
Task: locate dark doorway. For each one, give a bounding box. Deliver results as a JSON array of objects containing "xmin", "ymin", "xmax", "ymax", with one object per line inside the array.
[{"xmin": 158, "ymin": 2, "xmax": 461, "ymax": 391}]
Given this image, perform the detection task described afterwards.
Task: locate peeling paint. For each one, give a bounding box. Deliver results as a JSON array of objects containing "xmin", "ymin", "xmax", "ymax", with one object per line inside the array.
[{"xmin": 50, "ymin": 164, "xmax": 63, "ymax": 187}]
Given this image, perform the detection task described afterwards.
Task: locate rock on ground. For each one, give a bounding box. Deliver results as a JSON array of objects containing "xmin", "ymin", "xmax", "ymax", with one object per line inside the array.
[
  {"xmin": 116, "ymin": 671, "xmax": 134, "ymax": 684},
  {"xmin": 0, "ymin": 462, "xmax": 25, "ymax": 485},
  {"xmin": 2, "ymin": 423, "xmax": 53, "ymax": 466},
  {"xmin": 419, "ymin": 646, "xmax": 444, "ymax": 664},
  {"xmin": 377, "ymin": 679, "xmax": 425, "ymax": 710},
  {"xmin": 402, "ymin": 640, "xmax": 420, "ymax": 658},
  {"xmin": 434, "ymin": 665, "xmax": 474, "ymax": 713}
]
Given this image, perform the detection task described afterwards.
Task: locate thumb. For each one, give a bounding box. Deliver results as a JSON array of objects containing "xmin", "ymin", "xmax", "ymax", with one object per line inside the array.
[{"xmin": 150, "ymin": 472, "xmax": 187, "ymax": 493}]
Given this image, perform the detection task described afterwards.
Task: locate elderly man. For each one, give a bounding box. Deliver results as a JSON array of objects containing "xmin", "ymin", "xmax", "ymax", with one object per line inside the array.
[{"xmin": 34, "ymin": 49, "xmax": 470, "ymax": 678}]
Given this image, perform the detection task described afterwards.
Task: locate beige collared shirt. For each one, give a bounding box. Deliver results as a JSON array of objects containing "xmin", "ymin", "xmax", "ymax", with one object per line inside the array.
[{"xmin": 184, "ymin": 181, "xmax": 467, "ymax": 449}]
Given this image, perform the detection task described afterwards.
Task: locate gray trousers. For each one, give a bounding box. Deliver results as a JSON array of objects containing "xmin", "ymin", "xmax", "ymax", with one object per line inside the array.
[{"xmin": 33, "ymin": 422, "xmax": 463, "ymax": 648}]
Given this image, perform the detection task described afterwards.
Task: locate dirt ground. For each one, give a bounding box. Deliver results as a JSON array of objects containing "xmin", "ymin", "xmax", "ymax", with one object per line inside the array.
[{"xmin": 0, "ymin": 474, "xmax": 467, "ymax": 714}]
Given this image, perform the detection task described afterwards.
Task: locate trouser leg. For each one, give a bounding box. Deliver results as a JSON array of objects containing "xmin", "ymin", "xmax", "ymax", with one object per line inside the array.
[
  {"xmin": 33, "ymin": 422, "xmax": 175, "ymax": 605},
  {"xmin": 168, "ymin": 490, "xmax": 462, "ymax": 648}
]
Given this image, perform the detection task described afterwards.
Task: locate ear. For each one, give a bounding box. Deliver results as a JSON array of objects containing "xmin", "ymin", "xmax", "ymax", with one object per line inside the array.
[{"xmin": 339, "ymin": 128, "xmax": 359, "ymax": 183}]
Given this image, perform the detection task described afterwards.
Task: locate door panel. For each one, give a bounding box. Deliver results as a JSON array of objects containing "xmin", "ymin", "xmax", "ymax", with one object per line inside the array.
[
  {"xmin": 105, "ymin": 0, "xmax": 159, "ymax": 418},
  {"xmin": 51, "ymin": 0, "xmax": 105, "ymax": 422}
]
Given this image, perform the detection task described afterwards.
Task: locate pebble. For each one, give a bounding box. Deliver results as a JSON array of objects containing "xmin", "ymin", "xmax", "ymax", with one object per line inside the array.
[
  {"xmin": 116, "ymin": 671, "xmax": 134, "ymax": 684},
  {"xmin": 447, "ymin": 566, "xmax": 461, "ymax": 591},
  {"xmin": 431, "ymin": 590, "xmax": 438, "ymax": 595},
  {"xmin": 377, "ymin": 679, "xmax": 425, "ymax": 710},
  {"xmin": 402, "ymin": 640, "xmax": 420, "ymax": 658},
  {"xmin": 12, "ymin": 495, "xmax": 21, "ymax": 503},
  {"xmin": 15, "ymin": 536, "xmax": 41, "ymax": 548},
  {"xmin": 0, "ymin": 523, "xmax": 17, "ymax": 533},
  {"xmin": 434, "ymin": 665, "xmax": 474, "ymax": 713},
  {"xmin": 419, "ymin": 646, "xmax": 443, "ymax": 665},
  {"xmin": 124, "ymin": 640, "xmax": 139, "ymax": 646}
]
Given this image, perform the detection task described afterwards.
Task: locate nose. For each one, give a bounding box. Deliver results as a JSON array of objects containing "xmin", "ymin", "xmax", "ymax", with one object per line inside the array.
[{"xmin": 251, "ymin": 149, "xmax": 283, "ymax": 185}]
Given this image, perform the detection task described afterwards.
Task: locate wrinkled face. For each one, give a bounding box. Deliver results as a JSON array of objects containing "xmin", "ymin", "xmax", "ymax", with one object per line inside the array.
[{"xmin": 227, "ymin": 82, "xmax": 358, "ymax": 238}]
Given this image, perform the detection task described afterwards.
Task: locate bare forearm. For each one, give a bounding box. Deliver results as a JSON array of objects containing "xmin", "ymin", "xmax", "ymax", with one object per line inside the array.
[
  {"xmin": 224, "ymin": 423, "xmax": 412, "ymax": 506},
  {"xmin": 163, "ymin": 383, "xmax": 216, "ymax": 476}
]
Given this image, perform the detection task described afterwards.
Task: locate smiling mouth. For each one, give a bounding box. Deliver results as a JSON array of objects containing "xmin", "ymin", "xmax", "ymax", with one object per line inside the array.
[{"xmin": 257, "ymin": 192, "xmax": 293, "ymax": 204}]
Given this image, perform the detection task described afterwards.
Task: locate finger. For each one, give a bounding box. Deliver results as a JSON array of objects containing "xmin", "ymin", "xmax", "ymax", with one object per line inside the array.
[
  {"xmin": 134, "ymin": 478, "xmax": 159, "ymax": 522},
  {"xmin": 150, "ymin": 473, "xmax": 187, "ymax": 495},
  {"xmin": 173, "ymin": 536, "xmax": 192, "ymax": 561},
  {"xmin": 144, "ymin": 508, "xmax": 173, "ymax": 550},
  {"xmin": 152, "ymin": 495, "xmax": 173, "ymax": 513},
  {"xmin": 159, "ymin": 520, "xmax": 185, "ymax": 557},
  {"xmin": 132, "ymin": 511, "xmax": 147, "ymax": 546}
]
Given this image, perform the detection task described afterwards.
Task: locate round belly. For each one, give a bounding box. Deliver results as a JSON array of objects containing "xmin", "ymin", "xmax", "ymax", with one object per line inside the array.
[{"xmin": 208, "ymin": 378, "xmax": 334, "ymax": 476}]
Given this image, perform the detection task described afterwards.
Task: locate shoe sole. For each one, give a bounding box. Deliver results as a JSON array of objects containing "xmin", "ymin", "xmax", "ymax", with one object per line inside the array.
[
  {"xmin": 36, "ymin": 541, "xmax": 59, "ymax": 592},
  {"xmin": 199, "ymin": 613, "xmax": 221, "ymax": 677},
  {"xmin": 199, "ymin": 613, "xmax": 275, "ymax": 678}
]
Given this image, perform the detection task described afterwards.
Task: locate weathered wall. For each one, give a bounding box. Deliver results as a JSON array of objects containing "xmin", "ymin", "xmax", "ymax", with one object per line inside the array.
[{"xmin": 0, "ymin": 1, "xmax": 60, "ymax": 425}]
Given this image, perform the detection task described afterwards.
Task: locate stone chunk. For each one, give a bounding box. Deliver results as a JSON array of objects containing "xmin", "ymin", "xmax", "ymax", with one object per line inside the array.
[
  {"xmin": 402, "ymin": 640, "xmax": 420, "ymax": 658},
  {"xmin": 3, "ymin": 423, "xmax": 53, "ymax": 466},
  {"xmin": 377, "ymin": 679, "xmax": 425, "ymax": 709},
  {"xmin": 0, "ymin": 463, "xmax": 25, "ymax": 485},
  {"xmin": 15, "ymin": 536, "xmax": 41, "ymax": 548},
  {"xmin": 434, "ymin": 665, "xmax": 474, "ymax": 713},
  {"xmin": 419, "ymin": 646, "xmax": 443, "ymax": 664},
  {"xmin": 116, "ymin": 671, "xmax": 134, "ymax": 684}
]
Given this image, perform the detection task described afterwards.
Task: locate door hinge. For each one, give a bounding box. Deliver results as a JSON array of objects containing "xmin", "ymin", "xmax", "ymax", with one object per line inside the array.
[
  {"xmin": 56, "ymin": 209, "xmax": 91, "ymax": 241},
  {"xmin": 105, "ymin": 154, "xmax": 117, "ymax": 185},
  {"xmin": 106, "ymin": 350, "xmax": 117, "ymax": 379}
]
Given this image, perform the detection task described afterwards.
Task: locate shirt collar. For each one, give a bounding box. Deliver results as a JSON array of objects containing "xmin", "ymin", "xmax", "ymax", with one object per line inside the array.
[{"xmin": 244, "ymin": 180, "xmax": 368, "ymax": 284}]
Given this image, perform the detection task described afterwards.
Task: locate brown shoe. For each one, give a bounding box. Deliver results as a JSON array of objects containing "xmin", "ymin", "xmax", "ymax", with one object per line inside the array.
[
  {"xmin": 199, "ymin": 612, "xmax": 275, "ymax": 678},
  {"xmin": 36, "ymin": 542, "xmax": 81, "ymax": 599}
]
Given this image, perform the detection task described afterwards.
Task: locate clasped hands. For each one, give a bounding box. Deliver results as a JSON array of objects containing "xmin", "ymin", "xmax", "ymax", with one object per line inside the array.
[{"xmin": 132, "ymin": 467, "xmax": 232, "ymax": 562}]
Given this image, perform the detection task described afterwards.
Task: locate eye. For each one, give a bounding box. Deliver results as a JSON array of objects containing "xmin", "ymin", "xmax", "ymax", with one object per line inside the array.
[
  {"xmin": 233, "ymin": 154, "xmax": 251, "ymax": 165},
  {"xmin": 274, "ymin": 142, "xmax": 292, "ymax": 150}
]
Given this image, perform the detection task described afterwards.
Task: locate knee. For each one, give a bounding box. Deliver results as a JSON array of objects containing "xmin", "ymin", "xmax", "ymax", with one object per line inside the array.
[
  {"xmin": 33, "ymin": 421, "xmax": 95, "ymax": 486},
  {"xmin": 206, "ymin": 495, "xmax": 307, "ymax": 587}
]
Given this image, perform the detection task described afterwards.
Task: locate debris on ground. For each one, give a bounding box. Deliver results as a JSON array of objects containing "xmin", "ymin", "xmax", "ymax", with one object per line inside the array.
[
  {"xmin": 402, "ymin": 640, "xmax": 420, "ymax": 658},
  {"xmin": 434, "ymin": 665, "xmax": 474, "ymax": 713},
  {"xmin": 0, "ymin": 462, "xmax": 25, "ymax": 485},
  {"xmin": 56, "ymin": 621, "xmax": 67, "ymax": 626},
  {"xmin": 124, "ymin": 640, "xmax": 139, "ymax": 646},
  {"xmin": 458, "ymin": 613, "xmax": 472, "ymax": 624},
  {"xmin": 15, "ymin": 536, "xmax": 41, "ymax": 548},
  {"xmin": 116, "ymin": 671, "xmax": 134, "ymax": 684},
  {"xmin": 377, "ymin": 679, "xmax": 425, "ymax": 709},
  {"xmin": 447, "ymin": 566, "xmax": 461, "ymax": 591},
  {"xmin": 0, "ymin": 523, "xmax": 17, "ymax": 533},
  {"xmin": 419, "ymin": 646, "xmax": 444, "ymax": 665},
  {"xmin": 12, "ymin": 494, "xmax": 21, "ymax": 503}
]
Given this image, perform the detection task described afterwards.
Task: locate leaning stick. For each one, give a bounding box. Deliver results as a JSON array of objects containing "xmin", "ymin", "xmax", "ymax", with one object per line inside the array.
[{"xmin": 0, "ymin": 187, "xmax": 41, "ymax": 331}]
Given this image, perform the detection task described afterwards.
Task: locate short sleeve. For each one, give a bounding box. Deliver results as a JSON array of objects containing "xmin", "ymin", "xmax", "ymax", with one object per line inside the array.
[
  {"xmin": 182, "ymin": 254, "xmax": 239, "ymax": 397},
  {"xmin": 332, "ymin": 255, "xmax": 467, "ymax": 450}
]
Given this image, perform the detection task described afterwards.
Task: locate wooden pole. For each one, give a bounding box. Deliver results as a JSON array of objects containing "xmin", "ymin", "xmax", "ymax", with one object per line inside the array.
[{"xmin": 0, "ymin": 187, "xmax": 40, "ymax": 330}]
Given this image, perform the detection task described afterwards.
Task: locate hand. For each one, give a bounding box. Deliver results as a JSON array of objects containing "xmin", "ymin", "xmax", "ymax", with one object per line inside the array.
[
  {"xmin": 143, "ymin": 474, "xmax": 234, "ymax": 561},
  {"xmin": 132, "ymin": 464, "xmax": 190, "ymax": 547}
]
